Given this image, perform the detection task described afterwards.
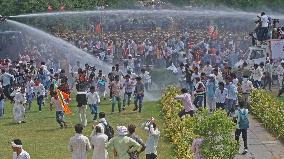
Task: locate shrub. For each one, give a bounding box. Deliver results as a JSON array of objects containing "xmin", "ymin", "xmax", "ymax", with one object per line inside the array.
[
  {"xmin": 250, "ymin": 89, "xmax": 284, "ymax": 139},
  {"xmin": 161, "ymin": 86, "xmax": 239, "ymax": 159},
  {"xmin": 192, "ymin": 110, "xmax": 239, "ymax": 159}
]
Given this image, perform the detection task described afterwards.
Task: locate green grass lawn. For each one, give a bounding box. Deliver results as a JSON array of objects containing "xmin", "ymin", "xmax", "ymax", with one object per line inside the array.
[{"xmin": 0, "ymin": 96, "xmax": 175, "ymax": 159}]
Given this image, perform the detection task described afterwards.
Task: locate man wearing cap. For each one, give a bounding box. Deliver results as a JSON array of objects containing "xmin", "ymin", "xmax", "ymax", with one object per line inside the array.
[
  {"xmin": 107, "ymin": 126, "xmax": 141, "ymax": 159},
  {"xmin": 11, "ymin": 139, "xmax": 30, "ymax": 159}
]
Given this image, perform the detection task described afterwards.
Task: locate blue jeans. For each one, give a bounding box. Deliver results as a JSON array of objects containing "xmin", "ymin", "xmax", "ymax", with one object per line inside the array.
[
  {"xmin": 134, "ymin": 95, "xmax": 143, "ymax": 112},
  {"xmin": 226, "ymin": 99, "xmax": 237, "ymax": 116},
  {"xmin": 0, "ymin": 101, "xmax": 3, "ymax": 117},
  {"xmin": 253, "ymin": 80, "xmax": 262, "ymax": 89},
  {"xmin": 186, "ymin": 82, "xmax": 194, "ymax": 94},
  {"xmin": 123, "ymin": 92, "xmax": 132, "ymax": 109},
  {"xmin": 37, "ymin": 95, "xmax": 44, "ymax": 111},
  {"xmin": 193, "ymin": 96, "xmax": 204, "ymax": 109},
  {"xmin": 56, "ymin": 111, "xmax": 65, "ymax": 126},
  {"xmin": 26, "ymin": 93, "xmax": 33, "ymax": 110},
  {"xmin": 112, "ymin": 96, "xmax": 121, "ymax": 112},
  {"xmin": 89, "ymin": 104, "xmax": 98, "ymax": 120}
]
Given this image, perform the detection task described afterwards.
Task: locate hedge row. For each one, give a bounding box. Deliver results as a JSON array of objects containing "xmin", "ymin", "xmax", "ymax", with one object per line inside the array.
[
  {"xmin": 160, "ymin": 86, "xmax": 238, "ymax": 159},
  {"xmin": 250, "ymin": 90, "xmax": 284, "ymax": 139},
  {"xmin": 160, "ymin": 86, "xmax": 195, "ymax": 159}
]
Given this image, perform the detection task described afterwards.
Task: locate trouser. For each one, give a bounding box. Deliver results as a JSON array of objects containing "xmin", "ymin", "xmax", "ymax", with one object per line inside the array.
[
  {"xmin": 178, "ymin": 109, "xmax": 194, "ymax": 118},
  {"xmin": 146, "ymin": 153, "xmax": 157, "ymax": 159},
  {"xmin": 226, "ymin": 99, "xmax": 237, "ymax": 116},
  {"xmin": 134, "ymin": 95, "xmax": 143, "ymax": 113},
  {"xmin": 37, "ymin": 95, "xmax": 44, "ymax": 111},
  {"xmin": 241, "ymin": 93, "xmax": 250, "ymax": 108},
  {"xmin": 263, "ymin": 74, "xmax": 272, "ymax": 90},
  {"xmin": 235, "ymin": 128, "xmax": 248, "ymax": 149},
  {"xmin": 216, "ymin": 102, "xmax": 225, "ymax": 109},
  {"xmin": 278, "ymin": 76, "xmax": 283, "ymax": 89},
  {"xmin": 123, "ymin": 92, "xmax": 132, "ymax": 109},
  {"xmin": 56, "ymin": 111, "xmax": 65, "ymax": 127},
  {"xmin": 260, "ymin": 27, "xmax": 268, "ymax": 41},
  {"xmin": 186, "ymin": 82, "xmax": 194, "ymax": 94},
  {"xmin": 109, "ymin": 86, "xmax": 113, "ymax": 99},
  {"xmin": 193, "ymin": 96, "xmax": 204, "ymax": 109},
  {"xmin": 3, "ymin": 85, "xmax": 12, "ymax": 101},
  {"xmin": 207, "ymin": 97, "xmax": 215, "ymax": 111},
  {"xmin": 278, "ymin": 86, "xmax": 284, "ymax": 97},
  {"xmin": 112, "ymin": 96, "xmax": 121, "ymax": 112},
  {"xmin": 89, "ymin": 104, "xmax": 98, "ymax": 120},
  {"xmin": 26, "ymin": 93, "xmax": 33, "ymax": 110},
  {"xmin": 252, "ymin": 80, "xmax": 262, "ymax": 89},
  {"xmin": 13, "ymin": 105, "xmax": 25, "ymax": 123},
  {"xmin": 0, "ymin": 102, "xmax": 3, "ymax": 117},
  {"xmin": 77, "ymin": 105, "xmax": 87, "ymax": 126},
  {"xmin": 145, "ymin": 82, "xmax": 150, "ymax": 91}
]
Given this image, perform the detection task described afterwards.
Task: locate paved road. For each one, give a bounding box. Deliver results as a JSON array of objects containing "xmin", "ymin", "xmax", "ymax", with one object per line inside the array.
[{"xmin": 235, "ymin": 116, "xmax": 284, "ymax": 159}]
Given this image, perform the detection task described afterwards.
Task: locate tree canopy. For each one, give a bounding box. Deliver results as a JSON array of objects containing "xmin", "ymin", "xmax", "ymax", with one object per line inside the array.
[{"xmin": 0, "ymin": 0, "xmax": 283, "ymax": 16}]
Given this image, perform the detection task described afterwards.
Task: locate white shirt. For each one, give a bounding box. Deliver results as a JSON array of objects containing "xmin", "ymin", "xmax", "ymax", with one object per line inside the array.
[
  {"xmin": 13, "ymin": 150, "xmax": 30, "ymax": 159},
  {"xmin": 241, "ymin": 80, "xmax": 254, "ymax": 93},
  {"xmin": 251, "ymin": 67, "xmax": 263, "ymax": 81},
  {"xmin": 86, "ymin": 92, "xmax": 100, "ymax": 105},
  {"xmin": 276, "ymin": 65, "xmax": 284, "ymax": 76},
  {"xmin": 215, "ymin": 88, "xmax": 228, "ymax": 103},
  {"xmin": 91, "ymin": 133, "xmax": 109, "ymax": 159},
  {"xmin": 25, "ymin": 80, "xmax": 34, "ymax": 94},
  {"xmin": 261, "ymin": 15, "xmax": 269, "ymax": 27},
  {"xmin": 0, "ymin": 72, "xmax": 14, "ymax": 86},
  {"xmin": 68, "ymin": 133, "xmax": 91, "ymax": 159},
  {"xmin": 202, "ymin": 65, "xmax": 213, "ymax": 76},
  {"xmin": 142, "ymin": 122, "xmax": 160, "ymax": 155},
  {"xmin": 34, "ymin": 84, "xmax": 45, "ymax": 96},
  {"xmin": 13, "ymin": 92, "xmax": 26, "ymax": 105}
]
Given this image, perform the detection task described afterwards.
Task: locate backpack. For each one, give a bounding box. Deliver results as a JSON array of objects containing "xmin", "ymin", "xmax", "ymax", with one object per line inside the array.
[
  {"xmin": 238, "ymin": 109, "xmax": 249, "ymax": 129},
  {"xmin": 101, "ymin": 122, "xmax": 114, "ymax": 140}
]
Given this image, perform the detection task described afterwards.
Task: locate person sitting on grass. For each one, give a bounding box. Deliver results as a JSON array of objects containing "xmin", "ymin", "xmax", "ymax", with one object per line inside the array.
[
  {"xmin": 50, "ymin": 92, "xmax": 67, "ymax": 129},
  {"xmin": 174, "ymin": 88, "xmax": 195, "ymax": 118}
]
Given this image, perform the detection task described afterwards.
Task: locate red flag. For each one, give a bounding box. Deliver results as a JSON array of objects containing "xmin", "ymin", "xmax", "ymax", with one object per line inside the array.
[{"xmin": 95, "ymin": 22, "xmax": 102, "ymax": 33}]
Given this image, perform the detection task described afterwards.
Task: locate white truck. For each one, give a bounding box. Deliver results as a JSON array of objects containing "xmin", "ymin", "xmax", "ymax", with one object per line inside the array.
[{"xmin": 236, "ymin": 39, "xmax": 284, "ymax": 67}]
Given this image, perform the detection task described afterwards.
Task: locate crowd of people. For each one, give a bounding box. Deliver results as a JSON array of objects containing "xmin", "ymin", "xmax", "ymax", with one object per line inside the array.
[
  {"xmin": 2, "ymin": 11, "xmax": 284, "ymax": 159},
  {"xmin": 0, "ymin": 54, "xmax": 160, "ymax": 158}
]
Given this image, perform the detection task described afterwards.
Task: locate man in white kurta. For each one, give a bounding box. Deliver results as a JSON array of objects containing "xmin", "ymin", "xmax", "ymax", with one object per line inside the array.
[
  {"xmin": 11, "ymin": 88, "xmax": 26, "ymax": 123},
  {"xmin": 91, "ymin": 126, "xmax": 109, "ymax": 159},
  {"xmin": 68, "ymin": 124, "xmax": 91, "ymax": 159}
]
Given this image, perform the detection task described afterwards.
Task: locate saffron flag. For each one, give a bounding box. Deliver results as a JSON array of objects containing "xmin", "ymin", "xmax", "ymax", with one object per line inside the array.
[
  {"xmin": 53, "ymin": 80, "xmax": 71, "ymax": 115},
  {"xmin": 95, "ymin": 22, "xmax": 102, "ymax": 33}
]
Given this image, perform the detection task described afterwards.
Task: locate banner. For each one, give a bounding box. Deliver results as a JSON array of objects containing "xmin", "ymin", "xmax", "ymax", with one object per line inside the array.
[{"xmin": 271, "ymin": 39, "xmax": 284, "ymax": 59}]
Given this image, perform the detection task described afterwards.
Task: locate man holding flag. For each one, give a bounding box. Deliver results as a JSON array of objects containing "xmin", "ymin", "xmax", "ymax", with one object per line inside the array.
[{"xmin": 50, "ymin": 91, "xmax": 68, "ymax": 129}]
